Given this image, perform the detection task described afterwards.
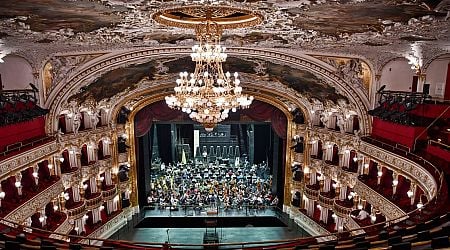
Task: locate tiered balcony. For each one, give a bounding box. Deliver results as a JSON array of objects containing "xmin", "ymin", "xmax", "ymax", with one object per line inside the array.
[
  {"xmin": 102, "ymin": 185, "xmax": 117, "ymax": 200},
  {"xmin": 66, "ymin": 202, "xmax": 86, "ymax": 218},
  {"xmin": 318, "ymin": 192, "xmax": 335, "ymax": 209},
  {"xmin": 304, "ymin": 184, "xmax": 319, "ymax": 200},
  {"xmin": 85, "ymin": 193, "xmax": 103, "ymax": 210},
  {"xmin": 333, "ymin": 200, "xmax": 353, "ymax": 217},
  {"xmin": 2, "ymin": 178, "xmax": 64, "ymax": 223}
]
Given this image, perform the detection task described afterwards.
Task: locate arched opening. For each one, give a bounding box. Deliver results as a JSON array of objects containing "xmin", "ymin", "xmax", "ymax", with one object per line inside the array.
[{"xmin": 132, "ymin": 99, "xmax": 290, "ymax": 212}]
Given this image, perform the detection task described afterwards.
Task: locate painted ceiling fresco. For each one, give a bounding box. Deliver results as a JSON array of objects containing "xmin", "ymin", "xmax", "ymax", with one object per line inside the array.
[
  {"xmin": 69, "ymin": 56, "xmax": 345, "ymax": 103},
  {"xmin": 68, "ymin": 61, "xmax": 156, "ymax": 103},
  {"xmin": 0, "ymin": 0, "xmax": 448, "ymax": 61}
]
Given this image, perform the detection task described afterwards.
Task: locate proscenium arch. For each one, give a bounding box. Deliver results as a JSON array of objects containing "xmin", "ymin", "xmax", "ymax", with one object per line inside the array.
[
  {"xmin": 45, "ymin": 47, "xmax": 371, "ymax": 136},
  {"xmin": 113, "ymin": 89, "xmax": 298, "ymax": 208}
]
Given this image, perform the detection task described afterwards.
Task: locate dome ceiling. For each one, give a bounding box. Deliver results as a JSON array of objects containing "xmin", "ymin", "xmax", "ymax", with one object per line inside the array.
[{"xmin": 0, "ymin": 0, "xmax": 449, "ymax": 62}]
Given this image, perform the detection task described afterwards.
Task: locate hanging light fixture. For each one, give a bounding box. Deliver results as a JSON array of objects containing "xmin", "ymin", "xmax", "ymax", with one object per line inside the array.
[
  {"xmin": 165, "ymin": 21, "xmax": 253, "ymax": 131},
  {"xmin": 153, "ymin": 2, "xmax": 263, "ymax": 131}
]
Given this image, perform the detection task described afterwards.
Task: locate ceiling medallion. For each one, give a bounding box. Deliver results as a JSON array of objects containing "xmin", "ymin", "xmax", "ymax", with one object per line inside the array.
[{"xmin": 154, "ymin": 1, "xmax": 263, "ymax": 131}]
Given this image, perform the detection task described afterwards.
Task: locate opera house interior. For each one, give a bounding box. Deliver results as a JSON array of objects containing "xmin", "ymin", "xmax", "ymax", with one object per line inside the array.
[{"xmin": 0, "ymin": 0, "xmax": 449, "ymax": 249}]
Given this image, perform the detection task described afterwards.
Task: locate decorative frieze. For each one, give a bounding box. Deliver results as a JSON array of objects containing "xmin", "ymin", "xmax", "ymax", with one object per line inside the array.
[
  {"xmin": 49, "ymin": 217, "xmax": 72, "ymax": 241},
  {"xmin": 359, "ymin": 141, "xmax": 437, "ymax": 199},
  {"xmin": 285, "ymin": 206, "xmax": 335, "ymax": 241},
  {"xmin": 4, "ymin": 180, "xmax": 64, "ymax": 222},
  {"xmin": 353, "ymin": 180, "xmax": 407, "ymax": 221},
  {"xmin": 0, "ymin": 141, "xmax": 58, "ymax": 179},
  {"xmin": 345, "ymin": 217, "xmax": 365, "ymax": 236}
]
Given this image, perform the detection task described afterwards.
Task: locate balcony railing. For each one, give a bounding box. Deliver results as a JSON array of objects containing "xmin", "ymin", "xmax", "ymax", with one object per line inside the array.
[
  {"xmin": 304, "ymin": 185, "xmax": 319, "ymax": 200},
  {"xmin": 333, "ymin": 200, "xmax": 353, "ymax": 217},
  {"xmin": 85, "ymin": 193, "xmax": 103, "ymax": 210},
  {"xmin": 118, "ymin": 152, "xmax": 128, "ymax": 163},
  {"xmin": 318, "ymin": 192, "xmax": 335, "ymax": 209},
  {"xmin": 4, "ymin": 179, "xmax": 64, "ymax": 222},
  {"xmin": 360, "ymin": 139, "xmax": 439, "ymax": 200},
  {"xmin": 354, "ymin": 179, "xmax": 407, "ymax": 221},
  {"xmin": 66, "ymin": 202, "xmax": 86, "ymax": 218},
  {"xmin": 102, "ymin": 186, "xmax": 117, "ymax": 200},
  {"xmin": 0, "ymin": 140, "xmax": 58, "ymax": 178}
]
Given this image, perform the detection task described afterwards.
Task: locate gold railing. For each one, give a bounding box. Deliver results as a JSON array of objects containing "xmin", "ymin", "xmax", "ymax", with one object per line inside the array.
[
  {"xmin": 102, "ymin": 186, "xmax": 117, "ymax": 200},
  {"xmin": 85, "ymin": 193, "xmax": 103, "ymax": 210},
  {"xmin": 318, "ymin": 193, "xmax": 335, "ymax": 209},
  {"xmin": 304, "ymin": 185, "xmax": 319, "ymax": 200},
  {"xmin": 66, "ymin": 202, "xmax": 86, "ymax": 218},
  {"xmin": 333, "ymin": 200, "xmax": 353, "ymax": 217}
]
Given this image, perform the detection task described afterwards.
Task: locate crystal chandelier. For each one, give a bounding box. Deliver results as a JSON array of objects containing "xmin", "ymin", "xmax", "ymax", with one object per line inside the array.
[{"xmin": 165, "ymin": 22, "xmax": 254, "ymax": 131}]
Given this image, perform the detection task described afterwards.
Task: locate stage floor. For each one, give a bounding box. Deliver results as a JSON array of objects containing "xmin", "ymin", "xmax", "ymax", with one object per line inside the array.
[{"xmin": 109, "ymin": 207, "xmax": 310, "ymax": 247}]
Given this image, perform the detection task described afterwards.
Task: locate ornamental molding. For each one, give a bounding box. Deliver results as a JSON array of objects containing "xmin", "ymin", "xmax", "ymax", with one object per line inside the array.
[
  {"xmin": 49, "ymin": 217, "xmax": 72, "ymax": 241},
  {"xmin": 353, "ymin": 180, "xmax": 407, "ymax": 221},
  {"xmin": 59, "ymin": 126, "xmax": 113, "ymax": 149},
  {"xmin": 61, "ymin": 170, "xmax": 81, "ymax": 189},
  {"xmin": 285, "ymin": 206, "xmax": 336, "ymax": 242},
  {"xmin": 0, "ymin": 141, "xmax": 58, "ymax": 180},
  {"xmin": 81, "ymin": 208, "xmax": 131, "ymax": 245},
  {"xmin": 4, "ymin": 180, "xmax": 64, "ymax": 222},
  {"xmin": 345, "ymin": 217, "xmax": 366, "ymax": 236},
  {"xmin": 46, "ymin": 47, "xmax": 371, "ymax": 136},
  {"xmin": 359, "ymin": 141, "xmax": 437, "ymax": 199}
]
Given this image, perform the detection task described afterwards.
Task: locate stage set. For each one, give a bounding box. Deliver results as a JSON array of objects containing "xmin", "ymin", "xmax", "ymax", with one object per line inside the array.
[{"xmin": 121, "ymin": 123, "xmax": 307, "ymax": 245}]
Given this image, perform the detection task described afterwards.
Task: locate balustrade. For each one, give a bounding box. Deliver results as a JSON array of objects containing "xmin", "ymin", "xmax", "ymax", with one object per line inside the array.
[
  {"xmin": 318, "ymin": 192, "xmax": 335, "ymax": 209},
  {"xmin": 85, "ymin": 193, "xmax": 103, "ymax": 210},
  {"xmin": 102, "ymin": 185, "xmax": 117, "ymax": 200},
  {"xmin": 66, "ymin": 202, "xmax": 86, "ymax": 218},
  {"xmin": 304, "ymin": 184, "xmax": 319, "ymax": 200},
  {"xmin": 333, "ymin": 200, "xmax": 353, "ymax": 217}
]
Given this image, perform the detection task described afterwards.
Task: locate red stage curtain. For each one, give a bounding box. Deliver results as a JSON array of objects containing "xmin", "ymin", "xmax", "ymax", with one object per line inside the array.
[
  {"xmin": 242, "ymin": 101, "xmax": 287, "ymax": 139},
  {"xmin": 134, "ymin": 100, "xmax": 287, "ymax": 139},
  {"xmin": 134, "ymin": 101, "xmax": 183, "ymax": 137}
]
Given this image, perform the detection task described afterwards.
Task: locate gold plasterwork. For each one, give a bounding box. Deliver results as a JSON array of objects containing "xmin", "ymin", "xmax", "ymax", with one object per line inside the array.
[{"xmin": 152, "ymin": 5, "xmax": 263, "ymax": 30}]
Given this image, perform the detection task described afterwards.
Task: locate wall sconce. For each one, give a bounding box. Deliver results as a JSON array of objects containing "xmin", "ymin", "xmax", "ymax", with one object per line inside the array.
[
  {"xmin": 392, "ymin": 180, "xmax": 398, "ymax": 186},
  {"xmin": 407, "ymin": 190, "xmax": 414, "ymax": 198},
  {"xmin": 59, "ymin": 157, "xmax": 65, "ymax": 163},
  {"xmin": 377, "ymin": 171, "xmax": 383, "ymax": 177}
]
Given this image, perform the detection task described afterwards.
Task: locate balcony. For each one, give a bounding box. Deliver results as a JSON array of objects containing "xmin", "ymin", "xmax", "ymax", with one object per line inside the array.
[
  {"xmin": 318, "ymin": 192, "xmax": 335, "ymax": 209},
  {"xmin": 85, "ymin": 193, "xmax": 103, "ymax": 210},
  {"xmin": 3, "ymin": 179, "xmax": 64, "ymax": 222},
  {"xmin": 0, "ymin": 140, "xmax": 58, "ymax": 178},
  {"xmin": 333, "ymin": 200, "xmax": 353, "ymax": 217},
  {"xmin": 354, "ymin": 179, "xmax": 407, "ymax": 221},
  {"xmin": 66, "ymin": 202, "xmax": 86, "ymax": 218},
  {"xmin": 304, "ymin": 184, "xmax": 319, "ymax": 200},
  {"xmin": 102, "ymin": 185, "xmax": 117, "ymax": 200}
]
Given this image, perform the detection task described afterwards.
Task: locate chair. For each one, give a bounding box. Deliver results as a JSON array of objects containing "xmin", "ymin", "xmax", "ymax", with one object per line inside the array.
[
  {"xmin": 391, "ymin": 242, "xmax": 411, "ymax": 250},
  {"xmin": 431, "ymin": 236, "xmax": 449, "ymax": 249},
  {"xmin": 417, "ymin": 230, "xmax": 430, "ymax": 241},
  {"xmin": 388, "ymin": 235, "xmax": 402, "ymax": 245},
  {"xmin": 318, "ymin": 245, "xmax": 335, "ymax": 250},
  {"xmin": 354, "ymin": 241, "xmax": 370, "ymax": 248},
  {"xmin": 69, "ymin": 243, "xmax": 82, "ymax": 250},
  {"xmin": 378, "ymin": 230, "xmax": 389, "ymax": 240},
  {"xmin": 4, "ymin": 240, "xmax": 20, "ymax": 249}
]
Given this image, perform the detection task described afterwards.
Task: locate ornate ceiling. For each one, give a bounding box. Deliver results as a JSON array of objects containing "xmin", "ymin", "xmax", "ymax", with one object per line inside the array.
[{"xmin": 0, "ymin": 0, "xmax": 449, "ymax": 65}]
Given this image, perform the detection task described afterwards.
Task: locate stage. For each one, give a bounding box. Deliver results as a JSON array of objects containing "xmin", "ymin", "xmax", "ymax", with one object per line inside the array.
[{"xmin": 109, "ymin": 207, "xmax": 309, "ymax": 247}]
